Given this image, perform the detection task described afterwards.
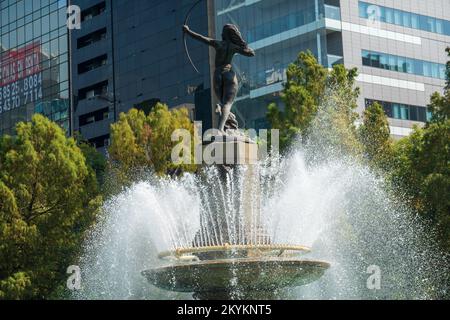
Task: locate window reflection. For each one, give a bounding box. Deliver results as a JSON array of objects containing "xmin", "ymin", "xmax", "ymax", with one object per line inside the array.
[
  {"xmin": 366, "ymin": 99, "xmax": 431, "ymax": 123},
  {"xmin": 362, "ymin": 50, "xmax": 446, "ymax": 80},
  {"xmin": 0, "ymin": 0, "xmax": 70, "ymax": 135},
  {"xmin": 359, "ymin": 1, "xmax": 450, "ymax": 36}
]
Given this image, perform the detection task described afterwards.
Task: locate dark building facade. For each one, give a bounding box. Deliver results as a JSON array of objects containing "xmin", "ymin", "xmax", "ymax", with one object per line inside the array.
[
  {"xmin": 70, "ymin": 0, "xmax": 212, "ymax": 152},
  {"xmin": 0, "ymin": 0, "xmax": 71, "ymax": 135}
]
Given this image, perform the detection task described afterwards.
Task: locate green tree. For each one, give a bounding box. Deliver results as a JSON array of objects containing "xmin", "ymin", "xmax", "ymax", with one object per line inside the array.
[
  {"xmin": 0, "ymin": 115, "xmax": 102, "ymax": 299},
  {"xmin": 77, "ymin": 138, "xmax": 107, "ymax": 187},
  {"xmin": 267, "ymin": 51, "xmax": 360, "ymax": 153},
  {"xmin": 391, "ymin": 123, "xmax": 450, "ymax": 250},
  {"xmin": 109, "ymin": 103, "xmax": 197, "ymax": 178},
  {"xmin": 391, "ymin": 48, "xmax": 450, "ymax": 251},
  {"xmin": 428, "ymin": 48, "xmax": 450, "ymax": 123},
  {"xmin": 358, "ymin": 102, "xmax": 393, "ymax": 170},
  {"xmin": 267, "ymin": 51, "xmax": 327, "ymax": 151},
  {"xmin": 314, "ymin": 64, "xmax": 361, "ymax": 156}
]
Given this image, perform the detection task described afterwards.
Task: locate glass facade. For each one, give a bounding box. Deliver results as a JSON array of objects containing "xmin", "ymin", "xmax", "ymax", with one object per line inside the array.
[
  {"xmin": 359, "ymin": 1, "xmax": 450, "ymax": 36},
  {"xmin": 362, "ymin": 50, "xmax": 447, "ymax": 80},
  {"xmin": 213, "ymin": 0, "xmax": 334, "ymax": 129},
  {"xmin": 0, "ymin": 0, "xmax": 70, "ymax": 135},
  {"xmin": 243, "ymin": 2, "xmax": 317, "ymax": 43},
  {"xmin": 365, "ymin": 99, "xmax": 432, "ymax": 122}
]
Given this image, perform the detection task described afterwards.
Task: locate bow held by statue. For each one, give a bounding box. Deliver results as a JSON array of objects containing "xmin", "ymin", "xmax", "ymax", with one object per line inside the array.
[{"xmin": 183, "ymin": 0, "xmax": 203, "ymax": 74}]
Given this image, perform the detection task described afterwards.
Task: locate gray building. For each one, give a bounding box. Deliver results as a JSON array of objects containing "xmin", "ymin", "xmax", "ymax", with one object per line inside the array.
[
  {"xmin": 70, "ymin": 0, "xmax": 212, "ymax": 151},
  {"xmin": 212, "ymin": 0, "xmax": 449, "ymax": 137},
  {"xmin": 0, "ymin": 0, "xmax": 70, "ymax": 135}
]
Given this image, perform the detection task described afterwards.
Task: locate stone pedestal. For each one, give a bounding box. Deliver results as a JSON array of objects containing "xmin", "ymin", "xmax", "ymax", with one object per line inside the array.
[{"xmin": 202, "ymin": 135, "xmax": 258, "ymax": 166}]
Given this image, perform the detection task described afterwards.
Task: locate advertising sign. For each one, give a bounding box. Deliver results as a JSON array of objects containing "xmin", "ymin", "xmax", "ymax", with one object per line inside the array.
[{"xmin": 0, "ymin": 42, "xmax": 43, "ymax": 115}]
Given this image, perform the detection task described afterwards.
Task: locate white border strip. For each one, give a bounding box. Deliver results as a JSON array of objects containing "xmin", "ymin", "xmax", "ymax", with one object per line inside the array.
[
  {"xmin": 217, "ymin": 0, "xmax": 262, "ymax": 16},
  {"xmin": 250, "ymin": 82, "xmax": 283, "ymax": 99},
  {"xmin": 249, "ymin": 20, "xmax": 325, "ymax": 51},
  {"xmin": 356, "ymin": 121, "xmax": 413, "ymax": 137},
  {"xmin": 357, "ymin": 73, "xmax": 425, "ymax": 92},
  {"xmin": 390, "ymin": 126, "xmax": 413, "ymax": 136},
  {"xmin": 341, "ymin": 22, "xmax": 421, "ymax": 45}
]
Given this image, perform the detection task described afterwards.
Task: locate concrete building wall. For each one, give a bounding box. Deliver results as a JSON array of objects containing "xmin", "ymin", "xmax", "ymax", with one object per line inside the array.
[{"xmin": 339, "ymin": 0, "xmax": 449, "ymax": 136}]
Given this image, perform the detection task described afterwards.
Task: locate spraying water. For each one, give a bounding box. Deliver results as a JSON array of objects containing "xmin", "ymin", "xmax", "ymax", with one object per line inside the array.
[
  {"xmin": 73, "ymin": 152, "xmax": 447, "ymax": 299},
  {"xmin": 73, "ymin": 90, "xmax": 448, "ymax": 300}
]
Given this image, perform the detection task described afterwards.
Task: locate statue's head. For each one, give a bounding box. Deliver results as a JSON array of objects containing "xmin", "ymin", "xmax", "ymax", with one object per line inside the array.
[{"xmin": 222, "ymin": 24, "xmax": 248, "ymax": 49}]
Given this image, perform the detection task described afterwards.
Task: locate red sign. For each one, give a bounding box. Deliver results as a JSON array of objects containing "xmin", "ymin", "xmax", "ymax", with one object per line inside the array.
[{"xmin": 0, "ymin": 42, "xmax": 41, "ymax": 87}]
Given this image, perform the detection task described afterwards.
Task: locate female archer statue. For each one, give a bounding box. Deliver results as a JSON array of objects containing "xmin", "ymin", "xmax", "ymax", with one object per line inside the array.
[{"xmin": 183, "ymin": 23, "xmax": 255, "ymax": 134}]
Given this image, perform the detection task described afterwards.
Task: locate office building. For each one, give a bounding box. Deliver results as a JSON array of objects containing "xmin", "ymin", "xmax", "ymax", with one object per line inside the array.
[
  {"xmin": 0, "ymin": 0, "xmax": 70, "ymax": 135},
  {"xmin": 212, "ymin": 0, "xmax": 449, "ymax": 137},
  {"xmin": 70, "ymin": 0, "xmax": 212, "ymax": 151}
]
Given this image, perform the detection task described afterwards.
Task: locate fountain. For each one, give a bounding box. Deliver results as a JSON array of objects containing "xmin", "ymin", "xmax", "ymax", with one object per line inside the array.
[
  {"xmin": 141, "ymin": 136, "xmax": 330, "ymax": 299},
  {"xmin": 138, "ymin": 22, "xmax": 329, "ymax": 299},
  {"xmin": 72, "ymin": 25, "xmax": 448, "ymax": 300},
  {"xmin": 73, "ymin": 139, "xmax": 448, "ymax": 300}
]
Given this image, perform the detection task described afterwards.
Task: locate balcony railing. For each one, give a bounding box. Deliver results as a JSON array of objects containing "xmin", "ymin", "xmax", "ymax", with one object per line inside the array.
[
  {"xmin": 324, "ymin": 5, "xmax": 341, "ymax": 21},
  {"xmin": 239, "ymin": 54, "xmax": 344, "ymax": 97}
]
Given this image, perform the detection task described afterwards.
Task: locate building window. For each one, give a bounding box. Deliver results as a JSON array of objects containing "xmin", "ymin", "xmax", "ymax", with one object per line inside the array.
[
  {"xmin": 77, "ymin": 28, "xmax": 107, "ymax": 49},
  {"xmin": 78, "ymin": 81, "xmax": 109, "ymax": 100},
  {"xmin": 365, "ymin": 99, "xmax": 431, "ymax": 123},
  {"xmin": 88, "ymin": 134, "xmax": 110, "ymax": 148},
  {"xmin": 362, "ymin": 50, "xmax": 371, "ymax": 66},
  {"xmin": 78, "ymin": 54, "xmax": 108, "ymax": 74},
  {"xmin": 79, "ymin": 107, "xmax": 109, "ymax": 127},
  {"xmin": 0, "ymin": 1, "xmax": 71, "ymax": 135},
  {"xmin": 242, "ymin": 2, "xmax": 318, "ymax": 43},
  {"xmin": 81, "ymin": 1, "xmax": 106, "ymax": 22},
  {"xmin": 359, "ymin": 1, "xmax": 450, "ymax": 36},
  {"xmin": 361, "ymin": 50, "xmax": 446, "ymax": 80}
]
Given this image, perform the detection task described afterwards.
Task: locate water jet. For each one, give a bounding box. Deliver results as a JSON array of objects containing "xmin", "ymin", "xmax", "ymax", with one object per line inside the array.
[
  {"xmin": 142, "ymin": 137, "xmax": 330, "ymax": 299},
  {"xmin": 74, "ymin": 138, "xmax": 447, "ymax": 300}
]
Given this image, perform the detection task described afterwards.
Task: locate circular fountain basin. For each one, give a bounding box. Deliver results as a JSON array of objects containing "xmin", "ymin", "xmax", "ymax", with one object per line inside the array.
[{"xmin": 142, "ymin": 245, "xmax": 330, "ymax": 299}]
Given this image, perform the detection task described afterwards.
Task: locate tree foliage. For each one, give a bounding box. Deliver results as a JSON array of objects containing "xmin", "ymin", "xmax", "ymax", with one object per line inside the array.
[
  {"xmin": 0, "ymin": 115, "xmax": 102, "ymax": 299},
  {"xmin": 267, "ymin": 51, "xmax": 326, "ymax": 151},
  {"xmin": 77, "ymin": 137, "xmax": 107, "ymax": 187},
  {"xmin": 314, "ymin": 64, "xmax": 361, "ymax": 157},
  {"xmin": 267, "ymin": 48, "xmax": 449, "ymax": 257},
  {"xmin": 390, "ymin": 48, "xmax": 450, "ymax": 251},
  {"xmin": 358, "ymin": 102, "xmax": 393, "ymax": 170},
  {"xmin": 428, "ymin": 48, "xmax": 450, "ymax": 123},
  {"xmin": 109, "ymin": 103, "xmax": 197, "ymax": 178},
  {"xmin": 267, "ymin": 51, "xmax": 360, "ymax": 153}
]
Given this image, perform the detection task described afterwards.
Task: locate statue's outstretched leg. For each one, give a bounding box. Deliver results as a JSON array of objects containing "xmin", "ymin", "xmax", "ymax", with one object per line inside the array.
[
  {"xmin": 213, "ymin": 69, "xmax": 225, "ymax": 134},
  {"xmin": 218, "ymin": 103, "xmax": 232, "ymax": 133},
  {"xmin": 218, "ymin": 69, "xmax": 238, "ymax": 133},
  {"xmin": 215, "ymin": 104, "xmax": 222, "ymax": 116}
]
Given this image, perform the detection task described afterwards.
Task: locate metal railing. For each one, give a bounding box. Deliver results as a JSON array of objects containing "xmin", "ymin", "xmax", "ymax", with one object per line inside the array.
[{"xmin": 324, "ymin": 5, "xmax": 341, "ymax": 21}]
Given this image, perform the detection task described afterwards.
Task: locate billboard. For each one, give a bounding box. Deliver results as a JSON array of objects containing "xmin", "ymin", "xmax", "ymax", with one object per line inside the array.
[{"xmin": 0, "ymin": 42, "xmax": 43, "ymax": 115}]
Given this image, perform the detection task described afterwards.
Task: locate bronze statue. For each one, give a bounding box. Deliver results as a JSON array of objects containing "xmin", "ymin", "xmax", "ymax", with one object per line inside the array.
[{"xmin": 183, "ymin": 24, "xmax": 255, "ymax": 133}]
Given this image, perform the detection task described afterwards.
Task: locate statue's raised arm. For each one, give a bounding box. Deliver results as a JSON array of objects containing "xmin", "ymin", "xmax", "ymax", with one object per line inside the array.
[
  {"xmin": 183, "ymin": 25, "xmax": 218, "ymax": 47},
  {"xmin": 183, "ymin": 23, "xmax": 255, "ymax": 134}
]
